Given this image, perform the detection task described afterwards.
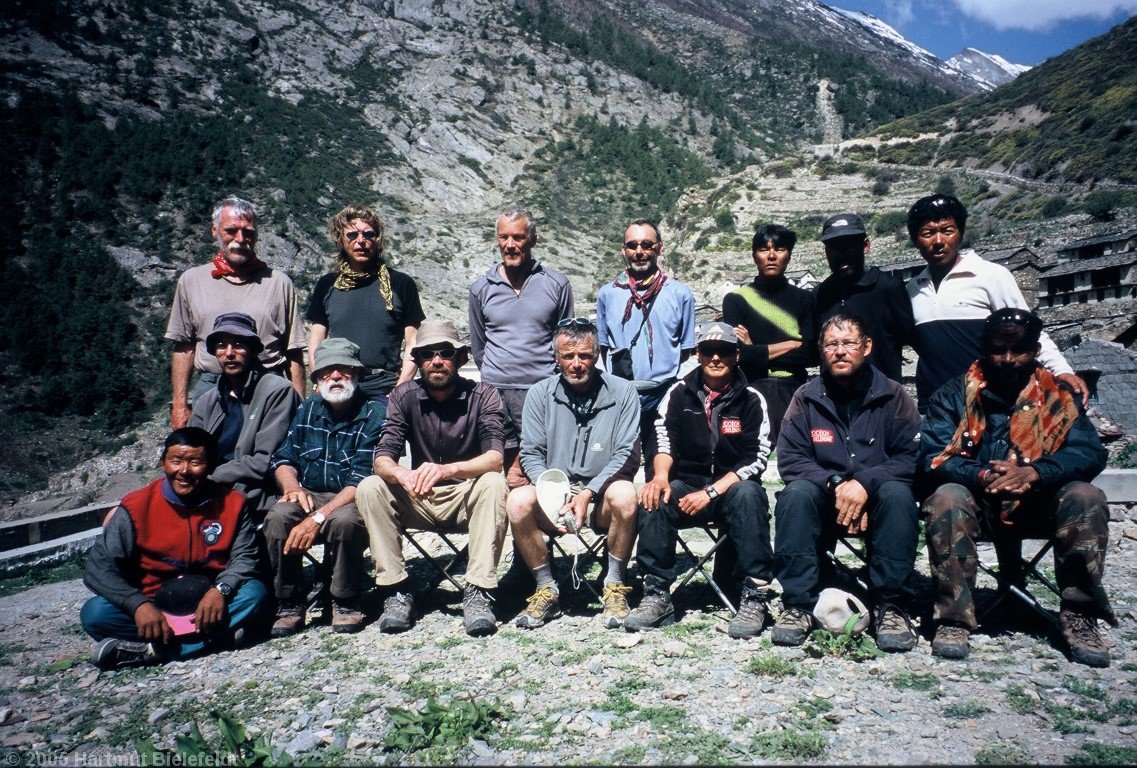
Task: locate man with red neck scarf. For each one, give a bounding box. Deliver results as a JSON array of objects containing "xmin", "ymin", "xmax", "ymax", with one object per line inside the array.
[
  {"xmin": 919, "ymin": 308, "xmax": 1114, "ymax": 666},
  {"xmin": 166, "ymin": 196, "xmax": 307, "ymax": 429},
  {"xmin": 595, "ymin": 219, "xmax": 696, "ymax": 480}
]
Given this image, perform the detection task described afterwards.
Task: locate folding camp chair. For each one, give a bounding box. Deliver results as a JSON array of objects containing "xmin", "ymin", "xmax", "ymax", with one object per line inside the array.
[
  {"xmin": 403, "ymin": 526, "xmax": 470, "ymax": 596},
  {"xmin": 549, "ymin": 527, "xmax": 609, "ymax": 601},
  {"xmin": 977, "ymin": 537, "xmax": 1060, "ymax": 626},
  {"xmin": 674, "ymin": 523, "xmax": 737, "ymax": 614},
  {"xmin": 825, "ymin": 535, "xmax": 870, "ymax": 593}
]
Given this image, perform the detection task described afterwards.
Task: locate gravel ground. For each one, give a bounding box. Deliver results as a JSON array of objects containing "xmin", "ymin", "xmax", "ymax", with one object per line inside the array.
[{"xmin": 2, "ymin": 497, "xmax": 1136, "ymax": 766}]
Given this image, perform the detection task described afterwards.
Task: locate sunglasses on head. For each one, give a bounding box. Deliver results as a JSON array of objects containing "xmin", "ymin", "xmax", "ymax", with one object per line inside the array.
[
  {"xmin": 412, "ymin": 347, "xmax": 460, "ymax": 361},
  {"xmin": 345, "ymin": 229, "xmax": 378, "ymax": 241},
  {"xmin": 557, "ymin": 317, "xmax": 595, "ymax": 329}
]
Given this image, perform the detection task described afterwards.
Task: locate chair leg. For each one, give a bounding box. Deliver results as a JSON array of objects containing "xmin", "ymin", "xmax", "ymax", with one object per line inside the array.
[
  {"xmin": 405, "ymin": 531, "xmax": 469, "ymax": 595},
  {"xmin": 977, "ymin": 540, "xmax": 1060, "ymax": 628},
  {"xmin": 549, "ymin": 531, "xmax": 608, "ymax": 601},
  {"xmin": 674, "ymin": 528, "xmax": 736, "ymax": 614}
]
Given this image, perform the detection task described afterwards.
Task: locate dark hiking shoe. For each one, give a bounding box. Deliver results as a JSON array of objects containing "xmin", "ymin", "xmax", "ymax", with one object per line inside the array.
[
  {"xmin": 378, "ymin": 591, "xmax": 415, "ymax": 634},
  {"xmin": 271, "ymin": 602, "xmax": 306, "ymax": 638},
  {"xmin": 1061, "ymin": 610, "xmax": 1110, "ymax": 668},
  {"xmin": 728, "ymin": 583, "xmax": 770, "ymax": 639},
  {"xmin": 772, "ymin": 608, "xmax": 815, "ymax": 647},
  {"xmin": 515, "ymin": 586, "xmax": 561, "ymax": 629},
  {"xmin": 873, "ymin": 602, "xmax": 917, "ymax": 653},
  {"xmin": 463, "ymin": 584, "xmax": 497, "ymax": 637},
  {"xmin": 624, "ymin": 578, "xmax": 675, "ymax": 632},
  {"xmin": 332, "ymin": 599, "xmax": 365, "ymax": 634},
  {"xmin": 91, "ymin": 639, "xmax": 158, "ymax": 670},
  {"xmin": 931, "ymin": 623, "xmax": 970, "ymax": 659}
]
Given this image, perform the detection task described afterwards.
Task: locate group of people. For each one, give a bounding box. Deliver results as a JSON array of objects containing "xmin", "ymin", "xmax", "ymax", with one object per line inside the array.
[{"xmin": 80, "ymin": 192, "xmax": 1117, "ymax": 673}]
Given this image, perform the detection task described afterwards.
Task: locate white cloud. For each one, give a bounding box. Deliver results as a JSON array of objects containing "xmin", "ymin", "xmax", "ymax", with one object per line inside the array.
[
  {"xmin": 883, "ymin": 0, "xmax": 915, "ymax": 26},
  {"xmin": 952, "ymin": 0, "xmax": 1137, "ymax": 31}
]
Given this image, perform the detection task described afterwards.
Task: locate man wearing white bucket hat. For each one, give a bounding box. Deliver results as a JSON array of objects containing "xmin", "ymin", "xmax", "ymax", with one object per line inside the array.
[
  {"xmin": 507, "ymin": 318, "xmax": 641, "ymax": 629},
  {"xmin": 773, "ymin": 312, "xmax": 921, "ymax": 652},
  {"xmin": 356, "ymin": 320, "xmax": 508, "ymax": 637}
]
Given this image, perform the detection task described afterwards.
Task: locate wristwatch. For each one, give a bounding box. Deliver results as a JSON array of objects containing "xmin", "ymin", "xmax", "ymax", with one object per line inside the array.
[
  {"xmin": 827, "ymin": 473, "xmax": 848, "ymax": 491},
  {"xmin": 703, "ymin": 485, "xmax": 719, "ymax": 499},
  {"xmin": 311, "ymin": 511, "xmax": 327, "ymax": 527},
  {"xmin": 216, "ymin": 582, "xmax": 233, "ymax": 600}
]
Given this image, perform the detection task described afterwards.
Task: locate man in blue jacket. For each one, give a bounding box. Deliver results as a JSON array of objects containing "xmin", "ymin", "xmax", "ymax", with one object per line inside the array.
[
  {"xmin": 627, "ymin": 322, "xmax": 775, "ymax": 639},
  {"xmin": 919, "ymin": 308, "xmax": 1114, "ymax": 666},
  {"xmin": 773, "ymin": 312, "xmax": 922, "ymax": 651}
]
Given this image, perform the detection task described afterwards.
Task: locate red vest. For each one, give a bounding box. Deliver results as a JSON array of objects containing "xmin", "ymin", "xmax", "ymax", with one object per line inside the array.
[{"xmin": 119, "ymin": 479, "xmax": 246, "ymax": 597}]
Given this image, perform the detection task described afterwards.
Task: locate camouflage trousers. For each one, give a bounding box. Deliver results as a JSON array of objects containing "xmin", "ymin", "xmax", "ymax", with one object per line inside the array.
[{"xmin": 923, "ymin": 481, "xmax": 1115, "ymax": 630}]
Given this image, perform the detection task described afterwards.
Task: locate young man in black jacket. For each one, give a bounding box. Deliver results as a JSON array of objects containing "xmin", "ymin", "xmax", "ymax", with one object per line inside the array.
[
  {"xmin": 919, "ymin": 308, "xmax": 1114, "ymax": 666},
  {"xmin": 626, "ymin": 323, "xmax": 775, "ymax": 638},
  {"xmin": 773, "ymin": 312, "xmax": 921, "ymax": 651}
]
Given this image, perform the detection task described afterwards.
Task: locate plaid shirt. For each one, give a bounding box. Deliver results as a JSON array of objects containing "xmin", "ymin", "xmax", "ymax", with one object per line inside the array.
[{"xmin": 269, "ymin": 394, "xmax": 385, "ymax": 493}]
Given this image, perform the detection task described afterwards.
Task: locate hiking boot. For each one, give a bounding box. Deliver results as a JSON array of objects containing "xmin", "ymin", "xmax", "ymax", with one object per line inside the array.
[
  {"xmin": 271, "ymin": 602, "xmax": 306, "ymax": 638},
  {"xmin": 931, "ymin": 623, "xmax": 970, "ymax": 659},
  {"xmin": 771, "ymin": 607, "xmax": 814, "ymax": 647},
  {"xmin": 624, "ymin": 577, "xmax": 675, "ymax": 632},
  {"xmin": 873, "ymin": 602, "xmax": 917, "ymax": 653},
  {"xmin": 332, "ymin": 599, "xmax": 365, "ymax": 634},
  {"xmin": 463, "ymin": 584, "xmax": 497, "ymax": 637},
  {"xmin": 728, "ymin": 582, "xmax": 770, "ymax": 639},
  {"xmin": 378, "ymin": 591, "xmax": 415, "ymax": 633},
  {"xmin": 1061, "ymin": 610, "xmax": 1110, "ymax": 668},
  {"xmin": 600, "ymin": 583, "xmax": 633, "ymax": 629},
  {"xmin": 91, "ymin": 638, "xmax": 158, "ymax": 670},
  {"xmin": 515, "ymin": 586, "xmax": 561, "ymax": 629}
]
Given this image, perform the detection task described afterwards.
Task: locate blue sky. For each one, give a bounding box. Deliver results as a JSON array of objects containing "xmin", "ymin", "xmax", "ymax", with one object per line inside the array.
[{"xmin": 830, "ymin": 0, "xmax": 1137, "ymax": 65}]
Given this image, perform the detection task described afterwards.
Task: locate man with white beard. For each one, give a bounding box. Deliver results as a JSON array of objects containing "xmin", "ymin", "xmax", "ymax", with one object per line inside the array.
[
  {"xmin": 264, "ymin": 339, "xmax": 383, "ymax": 636},
  {"xmin": 165, "ymin": 196, "xmax": 307, "ymax": 428}
]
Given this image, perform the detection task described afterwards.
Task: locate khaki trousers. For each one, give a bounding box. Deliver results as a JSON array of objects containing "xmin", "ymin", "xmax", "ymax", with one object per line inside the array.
[{"xmin": 356, "ymin": 473, "xmax": 508, "ymax": 589}]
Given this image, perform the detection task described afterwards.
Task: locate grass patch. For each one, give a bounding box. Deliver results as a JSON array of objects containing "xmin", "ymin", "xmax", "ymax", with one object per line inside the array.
[
  {"xmin": 751, "ymin": 727, "xmax": 828, "ymax": 761},
  {"xmin": 1066, "ymin": 742, "xmax": 1137, "ymax": 765},
  {"xmin": 0, "ymin": 555, "xmax": 86, "ymax": 598},
  {"xmin": 612, "ymin": 743, "xmax": 647, "ymax": 763},
  {"xmin": 944, "ymin": 700, "xmax": 991, "ymax": 719},
  {"xmin": 889, "ymin": 671, "xmax": 939, "ymax": 691},
  {"xmin": 1065, "ymin": 677, "xmax": 1108, "ymax": 702},
  {"xmin": 976, "ymin": 741, "xmax": 1031, "ymax": 765},
  {"xmin": 747, "ymin": 653, "xmax": 798, "ymax": 678},
  {"xmin": 1006, "ymin": 685, "xmax": 1036, "ymax": 714}
]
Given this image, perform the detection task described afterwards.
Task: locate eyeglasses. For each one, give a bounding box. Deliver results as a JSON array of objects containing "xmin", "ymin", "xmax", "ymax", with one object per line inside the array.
[
  {"xmin": 557, "ymin": 317, "xmax": 595, "ymax": 329},
  {"xmin": 345, "ymin": 230, "xmax": 378, "ymax": 241},
  {"xmin": 412, "ymin": 348, "xmax": 460, "ymax": 362},
  {"xmin": 821, "ymin": 340, "xmax": 864, "ymax": 353},
  {"xmin": 624, "ymin": 240, "xmax": 659, "ymax": 251}
]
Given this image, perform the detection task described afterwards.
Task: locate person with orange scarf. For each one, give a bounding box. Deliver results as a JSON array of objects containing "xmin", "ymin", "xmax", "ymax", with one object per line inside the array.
[{"xmin": 918, "ymin": 308, "xmax": 1114, "ymax": 666}]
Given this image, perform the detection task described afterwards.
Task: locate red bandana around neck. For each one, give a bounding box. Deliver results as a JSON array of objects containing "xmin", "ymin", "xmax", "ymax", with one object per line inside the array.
[{"xmin": 211, "ymin": 251, "xmax": 269, "ymax": 279}]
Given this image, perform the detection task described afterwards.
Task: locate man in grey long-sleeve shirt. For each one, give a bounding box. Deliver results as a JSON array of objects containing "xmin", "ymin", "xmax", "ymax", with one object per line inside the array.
[
  {"xmin": 468, "ymin": 205, "xmax": 574, "ymax": 488},
  {"xmin": 506, "ymin": 320, "xmax": 641, "ymax": 630},
  {"xmin": 80, "ymin": 428, "xmax": 270, "ymax": 669}
]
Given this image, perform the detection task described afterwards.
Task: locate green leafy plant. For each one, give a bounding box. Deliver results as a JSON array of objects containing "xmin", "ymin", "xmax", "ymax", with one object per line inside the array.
[
  {"xmin": 890, "ymin": 672, "xmax": 939, "ymax": 691},
  {"xmin": 944, "ymin": 700, "xmax": 991, "ymax": 719},
  {"xmin": 135, "ymin": 711, "xmax": 290, "ymax": 767},
  {"xmin": 751, "ymin": 727, "xmax": 828, "ymax": 760},
  {"xmin": 803, "ymin": 615, "xmax": 883, "ymax": 662},
  {"xmin": 1066, "ymin": 742, "xmax": 1137, "ymax": 765},
  {"xmin": 747, "ymin": 653, "xmax": 798, "ymax": 678},
  {"xmin": 975, "ymin": 741, "xmax": 1031, "ymax": 765},
  {"xmin": 383, "ymin": 697, "xmax": 504, "ymax": 754}
]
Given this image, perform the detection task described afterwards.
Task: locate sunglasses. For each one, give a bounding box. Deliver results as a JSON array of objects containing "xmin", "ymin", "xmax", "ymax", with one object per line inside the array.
[
  {"xmin": 412, "ymin": 348, "xmax": 460, "ymax": 361},
  {"xmin": 698, "ymin": 344, "xmax": 737, "ymax": 358},
  {"xmin": 624, "ymin": 240, "xmax": 659, "ymax": 251},
  {"xmin": 345, "ymin": 229, "xmax": 378, "ymax": 241},
  {"xmin": 557, "ymin": 317, "xmax": 595, "ymax": 328}
]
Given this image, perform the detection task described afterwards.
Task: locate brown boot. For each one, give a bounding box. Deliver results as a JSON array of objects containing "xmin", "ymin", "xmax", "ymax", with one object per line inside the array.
[
  {"xmin": 332, "ymin": 599, "xmax": 365, "ymax": 634},
  {"xmin": 271, "ymin": 602, "xmax": 306, "ymax": 638},
  {"xmin": 931, "ymin": 623, "xmax": 970, "ymax": 659},
  {"xmin": 1061, "ymin": 610, "xmax": 1110, "ymax": 668}
]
